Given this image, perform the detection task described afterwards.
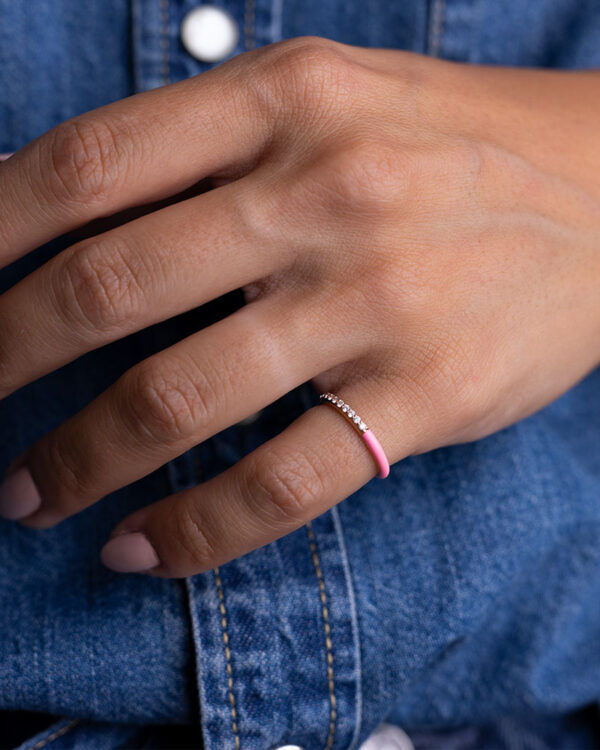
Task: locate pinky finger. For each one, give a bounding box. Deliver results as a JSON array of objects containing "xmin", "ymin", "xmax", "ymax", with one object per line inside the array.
[{"xmin": 100, "ymin": 380, "xmax": 414, "ymax": 578}]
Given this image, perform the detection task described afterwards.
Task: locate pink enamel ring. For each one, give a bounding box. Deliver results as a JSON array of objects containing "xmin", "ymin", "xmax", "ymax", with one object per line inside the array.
[{"xmin": 319, "ymin": 392, "xmax": 390, "ymax": 479}]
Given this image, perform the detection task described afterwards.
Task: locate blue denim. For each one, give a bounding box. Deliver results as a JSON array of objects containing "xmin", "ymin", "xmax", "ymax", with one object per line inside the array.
[{"xmin": 1, "ymin": 1, "xmax": 599, "ymax": 749}]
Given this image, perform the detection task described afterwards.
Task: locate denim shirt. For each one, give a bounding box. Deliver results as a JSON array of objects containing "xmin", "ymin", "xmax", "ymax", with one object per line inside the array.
[{"xmin": 1, "ymin": 2, "xmax": 600, "ymax": 749}]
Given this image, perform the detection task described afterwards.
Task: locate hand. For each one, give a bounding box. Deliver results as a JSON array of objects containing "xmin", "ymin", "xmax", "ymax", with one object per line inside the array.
[{"xmin": 0, "ymin": 37, "xmax": 598, "ymax": 577}]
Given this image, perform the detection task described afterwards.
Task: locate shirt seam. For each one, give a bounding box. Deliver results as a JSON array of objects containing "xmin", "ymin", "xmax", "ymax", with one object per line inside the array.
[
  {"xmin": 185, "ymin": 575, "xmax": 211, "ymax": 750},
  {"xmin": 428, "ymin": 0, "xmax": 446, "ymax": 57},
  {"xmin": 331, "ymin": 505, "xmax": 363, "ymax": 750},
  {"xmin": 213, "ymin": 566, "xmax": 242, "ymax": 750},
  {"xmin": 306, "ymin": 521, "xmax": 337, "ymax": 750},
  {"xmin": 159, "ymin": 0, "xmax": 171, "ymax": 84},
  {"xmin": 244, "ymin": 0, "xmax": 256, "ymax": 50}
]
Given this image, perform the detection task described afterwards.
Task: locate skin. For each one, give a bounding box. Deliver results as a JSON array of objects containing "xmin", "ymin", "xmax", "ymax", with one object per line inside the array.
[{"xmin": 0, "ymin": 36, "xmax": 599, "ymax": 577}]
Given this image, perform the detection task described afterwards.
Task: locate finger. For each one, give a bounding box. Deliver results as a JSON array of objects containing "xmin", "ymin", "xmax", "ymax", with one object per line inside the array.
[
  {"xmin": 0, "ymin": 46, "xmax": 274, "ymax": 267},
  {"xmin": 99, "ymin": 379, "xmax": 413, "ymax": 578},
  {"xmin": 4, "ymin": 292, "xmax": 359, "ymax": 529},
  {"xmin": 0, "ymin": 173, "xmax": 287, "ymax": 397}
]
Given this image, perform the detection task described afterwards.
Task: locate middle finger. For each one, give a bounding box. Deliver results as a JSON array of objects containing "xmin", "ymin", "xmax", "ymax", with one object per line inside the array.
[{"xmin": 0, "ymin": 174, "xmax": 289, "ymax": 397}]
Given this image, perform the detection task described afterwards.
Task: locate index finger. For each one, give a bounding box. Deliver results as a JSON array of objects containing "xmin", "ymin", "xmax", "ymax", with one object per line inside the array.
[{"xmin": 0, "ymin": 42, "xmax": 276, "ymax": 267}]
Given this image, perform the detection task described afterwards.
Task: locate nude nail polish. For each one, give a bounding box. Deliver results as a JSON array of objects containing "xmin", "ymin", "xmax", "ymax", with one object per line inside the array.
[
  {"xmin": 100, "ymin": 532, "xmax": 160, "ymax": 573},
  {"xmin": 0, "ymin": 466, "xmax": 42, "ymax": 520}
]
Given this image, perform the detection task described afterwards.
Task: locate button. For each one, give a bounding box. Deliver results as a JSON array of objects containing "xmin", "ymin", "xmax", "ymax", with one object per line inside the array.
[
  {"xmin": 358, "ymin": 723, "xmax": 414, "ymax": 750},
  {"xmin": 180, "ymin": 5, "xmax": 239, "ymax": 63}
]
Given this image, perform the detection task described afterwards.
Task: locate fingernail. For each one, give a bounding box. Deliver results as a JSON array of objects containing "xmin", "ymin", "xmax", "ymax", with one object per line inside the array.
[
  {"xmin": 0, "ymin": 466, "xmax": 42, "ymax": 520},
  {"xmin": 100, "ymin": 532, "xmax": 160, "ymax": 573}
]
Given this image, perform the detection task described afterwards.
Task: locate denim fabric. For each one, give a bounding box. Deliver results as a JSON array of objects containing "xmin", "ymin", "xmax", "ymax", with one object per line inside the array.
[{"xmin": 1, "ymin": 1, "xmax": 600, "ymax": 749}]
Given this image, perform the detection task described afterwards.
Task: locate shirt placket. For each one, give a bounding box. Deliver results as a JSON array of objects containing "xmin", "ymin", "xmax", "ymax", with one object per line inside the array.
[
  {"xmin": 185, "ymin": 383, "xmax": 363, "ymax": 750},
  {"xmin": 130, "ymin": 4, "xmax": 361, "ymax": 747}
]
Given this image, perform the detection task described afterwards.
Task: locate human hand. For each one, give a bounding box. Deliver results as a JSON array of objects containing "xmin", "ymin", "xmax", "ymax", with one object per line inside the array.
[{"xmin": 0, "ymin": 37, "xmax": 598, "ymax": 576}]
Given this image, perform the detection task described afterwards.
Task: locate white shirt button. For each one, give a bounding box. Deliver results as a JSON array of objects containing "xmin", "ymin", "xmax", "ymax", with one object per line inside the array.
[
  {"xmin": 358, "ymin": 723, "xmax": 415, "ymax": 750},
  {"xmin": 180, "ymin": 5, "xmax": 239, "ymax": 63}
]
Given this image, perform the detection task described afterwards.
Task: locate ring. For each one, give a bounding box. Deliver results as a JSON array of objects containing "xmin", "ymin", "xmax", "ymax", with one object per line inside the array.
[{"xmin": 319, "ymin": 392, "xmax": 390, "ymax": 479}]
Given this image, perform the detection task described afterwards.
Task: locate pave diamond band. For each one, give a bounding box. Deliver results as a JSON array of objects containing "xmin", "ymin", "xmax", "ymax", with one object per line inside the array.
[
  {"xmin": 319, "ymin": 393, "xmax": 368, "ymax": 432},
  {"xmin": 319, "ymin": 392, "xmax": 390, "ymax": 479}
]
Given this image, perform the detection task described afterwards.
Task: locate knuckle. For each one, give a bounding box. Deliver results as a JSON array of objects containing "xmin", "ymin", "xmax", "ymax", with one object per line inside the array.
[
  {"xmin": 234, "ymin": 181, "xmax": 296, "ymax": 253},
  {"xmin": 57, "ymin": 239, "xmax": 145, "ymax": 334},
  {"xmin": 43, "ymin": 434, "xmax": 93, "ymax": 506},
  {"xmin": 45, "ymin": 116, "xmax": 127, "ymax": 205},
  {"xmin": 262, "ymin": 36, "xmax": 355, "ymax": 118},
  {"xmin": 168, "ymin": 502, "xmax": 220, "ymax": 571},
  {"xmin": 437, "ymin": 139, "xmax": 486, "ymax": 197},
  {"xmin": 124, "ymin": 359, "xmax": 216, "ymax": 446},
  {"xmin": 248, "ymin": 449, "xmax": 326, "ymax": 524},
  {"xmin": 305, "ymin": 139, "xmax": 408, "ymax": 217}
]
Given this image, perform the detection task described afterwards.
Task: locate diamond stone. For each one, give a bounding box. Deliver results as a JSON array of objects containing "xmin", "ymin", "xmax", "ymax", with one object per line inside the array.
[
  {"xmin": 337, "ymin": 400, "xmax": 344, "ymax": 407},
  {"xmin": 342, "ymin": 405, "xmax": 349, "ymax": 413},
  {"xmin": 347, "ymin": 410, "xmax": 355, "ymax": 418},
  {"xmin": 359, "ymin": 421, "xmax": 367, "ymax": 431},
  {"xmin": 353, "ymin": 415, "xmax": 361, "ymax": 424}
]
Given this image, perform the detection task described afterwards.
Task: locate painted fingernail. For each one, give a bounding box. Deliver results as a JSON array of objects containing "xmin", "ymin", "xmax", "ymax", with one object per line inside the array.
[
  {"xmin": 0, "ymin": 466, "xmax": 42, "ymax": 520},
  {"xmin": 100, "ymin": 532, "xmax": 160, "ymax": 573}
]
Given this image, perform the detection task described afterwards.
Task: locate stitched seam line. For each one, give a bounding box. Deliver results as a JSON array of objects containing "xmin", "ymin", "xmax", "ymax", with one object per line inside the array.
[
  {"xmin": 23, "ymin": 719, "xmax": 80, "ymax": 750},
  {"xmin": 306, "ymin": 522, "xmax": 337, "ymax": 750},
  {"xmin": 244, "ymin": 0, "xmax": 256, "ymax": 50},
  {"xmin": 160, "ymin": 0, "xmax": 170, "ymax": 85},
  {"xmin": 214, "ymin": 567, "xmax": 241, "ymax": 750},
  {"xmin": 331, "ymin": 505, "xmax": 363, "ymax": 750},
  {"xmin": 428, "ymin": 0, "xmax": 446, "ymax": 57}
]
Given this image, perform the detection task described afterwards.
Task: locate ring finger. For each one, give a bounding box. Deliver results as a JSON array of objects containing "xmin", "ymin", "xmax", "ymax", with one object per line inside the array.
[
  {"xmin": 1, "ymin": 290, "xmax": 362, "ymax": 529},
  {"xmin": 102, "ymin": 375, "xmax": 407, "ymax": 578}
]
